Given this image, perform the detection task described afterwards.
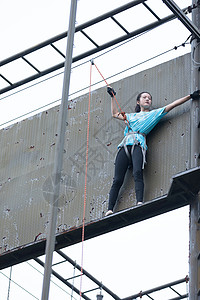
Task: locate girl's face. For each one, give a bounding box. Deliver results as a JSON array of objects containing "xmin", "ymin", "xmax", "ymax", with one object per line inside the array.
[{"xmin": 137, "ymin": 92, "xmax": 152, "ymax": 111}]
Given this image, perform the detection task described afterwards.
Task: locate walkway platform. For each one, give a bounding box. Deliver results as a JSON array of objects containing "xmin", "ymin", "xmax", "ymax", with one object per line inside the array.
[{"xmin": 0, "ymin": 167, "xmax": 200, "ymax": 270}]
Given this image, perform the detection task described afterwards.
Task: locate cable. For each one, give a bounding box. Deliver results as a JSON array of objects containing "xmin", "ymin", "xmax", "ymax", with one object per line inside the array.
[
  {"xmin": 27, "ymin": 262, "xmax": 77, "ymax": 299},
  {"xmin": 192, "ymin": 42, "xmax": 200, "ymax": 67},
  {"xmin": 0, "ymin": 22, "xmax": 189, "ymax": 103},
  {"xmin": 7, "ymin": 266, "xmax": 12, "ymax": 300},
  {"xmin": 0, "ymin": 271, "xmax": 39, "ymax": 300},
  {"xmin": 0, "ymin": 98, "xmax": 61, "ymax": 128},
  {"xmin": 0, "ymin": 29, "xmax": 152, "ymax": 102},
  {"xmin": 0, "ymin": 40, "xmax": 190, "ymax": 129}
]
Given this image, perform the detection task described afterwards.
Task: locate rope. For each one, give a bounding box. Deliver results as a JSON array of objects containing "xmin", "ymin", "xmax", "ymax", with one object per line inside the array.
[
  {"xmin": 79, "ymin": 61, "xmax": 92, "ymax": 299},
  {"xmin": 93, "ymin": 62, "xmax": 124, "ymax": 115},
  {"xmin": 0, "ymin": 40, "xmax": 190, "ymax": 130},
  {"xmin": 93, "ymin": 62, "xmax": 130, "ymax": 128}
]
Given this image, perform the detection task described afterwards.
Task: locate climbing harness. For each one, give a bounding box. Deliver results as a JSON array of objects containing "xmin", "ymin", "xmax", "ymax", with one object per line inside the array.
[{"xmin": 121, "ymin": 131, "xmax": 147, "ymax": 169}]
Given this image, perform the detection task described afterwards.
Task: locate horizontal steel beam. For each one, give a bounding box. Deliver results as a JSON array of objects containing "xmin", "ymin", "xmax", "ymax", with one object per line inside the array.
[
  {"xmin": 34, "ymin": 257, "xmax": 91, "ymax": 300},
  {"xmin": 163, "ymin": 0, "xmax": 200, "ymax": 40},
  {"xmin": 0, "ymin": 0, "xmax": 146, "ymax": 67},
  {"xmin": 56, "ymin": 250, "xmax": 121, "ymax": 300},
  {"xmin": 0, "ymin": 12, "xmax": 176, "ymax": 95},
  {"xmin": 122, "ymin": 277, "xmax": 189, "ymax": 300}
]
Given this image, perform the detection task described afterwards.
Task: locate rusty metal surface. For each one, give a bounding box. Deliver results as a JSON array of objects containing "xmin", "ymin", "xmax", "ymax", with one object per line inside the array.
[{"xmin": 0, "ymin": 53, "xmax": 191, "ymax": 257}]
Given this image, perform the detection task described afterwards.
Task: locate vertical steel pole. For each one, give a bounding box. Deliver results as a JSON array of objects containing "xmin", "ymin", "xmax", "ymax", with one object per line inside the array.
[
  {"xmin": 41, "ymin": 1, "xmax": 78, "ymax": 299},
  {"xmin": 190, "ymin": 1, "xmax": 200, "ymax": 299}
]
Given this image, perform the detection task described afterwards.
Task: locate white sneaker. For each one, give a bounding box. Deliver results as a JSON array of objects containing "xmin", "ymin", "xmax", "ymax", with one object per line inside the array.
[
  {"xmin": 105, "ymin": 210, "xmax": 113, "ymax": 216},
  {"xmin": 137, "ymin": 202, "xmax": 143, "ymax": 205}
]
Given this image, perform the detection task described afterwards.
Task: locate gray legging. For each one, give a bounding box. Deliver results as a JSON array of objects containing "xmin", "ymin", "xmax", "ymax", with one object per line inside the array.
[{"xmin": 108, "ymin": 145, "xmax": 144, "ymax": 211}]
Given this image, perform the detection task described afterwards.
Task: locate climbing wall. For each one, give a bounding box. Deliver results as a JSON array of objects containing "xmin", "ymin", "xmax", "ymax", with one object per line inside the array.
[{"xmin": 0, "ymin": 53, "xmax": 191, "ymax": 262}]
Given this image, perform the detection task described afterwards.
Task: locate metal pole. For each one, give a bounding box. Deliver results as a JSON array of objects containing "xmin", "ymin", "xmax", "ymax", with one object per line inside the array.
[
  {"xmin": 190, "ymin": 1, "xmax": 200, "ymax": 299},
  {"xmin": 41, "ymin": 1, "xmax": 78, "ymax": 299},
  {"xmin": 96, "ymin": 295, "xmax": 103, "ymax": 300}
]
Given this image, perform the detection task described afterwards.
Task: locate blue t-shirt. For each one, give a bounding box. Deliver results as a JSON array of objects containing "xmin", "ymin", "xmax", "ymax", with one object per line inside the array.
[{"xmin": 118, "ymin": 106, "xmax": 167, "ymax": 150}]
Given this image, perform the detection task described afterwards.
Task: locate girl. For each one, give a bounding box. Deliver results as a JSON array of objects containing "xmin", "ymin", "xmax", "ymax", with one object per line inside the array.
[{"xmin": 105, "ymin": 87, "xmax": 200, "ymax": 216}]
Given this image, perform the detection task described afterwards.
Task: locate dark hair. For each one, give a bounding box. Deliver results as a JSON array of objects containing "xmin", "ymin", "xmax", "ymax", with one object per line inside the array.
[{"xmin": 135, "ymin": 91, "xmax": 152, "ymax": 112}]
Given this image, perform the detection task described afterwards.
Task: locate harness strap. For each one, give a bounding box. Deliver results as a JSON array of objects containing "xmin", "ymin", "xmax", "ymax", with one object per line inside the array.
[{"xmin": 121, "ymin": 131, "xmax": 147, "ymax": 169}]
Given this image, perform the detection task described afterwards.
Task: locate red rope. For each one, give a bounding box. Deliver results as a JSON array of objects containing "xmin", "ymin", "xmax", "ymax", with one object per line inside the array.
[
  {"xmin": 93, "ymin": 63, "xmax": 129, "ymax": 125},
  {"xmin": 79, "ymin": 61, "xmax": 128, "ymax": 298},
  {"xmin": 79, "ymin": 62, "xmax": 92, "ymax": 299}
]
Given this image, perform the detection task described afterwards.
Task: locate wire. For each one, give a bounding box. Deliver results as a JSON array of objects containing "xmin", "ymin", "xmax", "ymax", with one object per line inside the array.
[
  {"xmin": 0, "ymin": 24, "xmax": 190, "ymax": 102},
  {"xmin": 26, "ymin": 261, "xmax": 77, "ymax": 299},
  {"xmin": 0, "ymin": 271, "xmax": 39, "ymax": 300},
  {"xmin": 7, "ymin": 266, "xmax": 12, "ymax": 300},
  {"xmin": 0, "ymin": 98, "xmax": 61, "ymax": 128},
  {"xmin": 0, "ymin": 40, "xmax": 190, "ymax": 129},
  {"xmin": 0, "ymin": 29, "xmax": 152, "ymax": 102},
  {"xmin": 192, "ymin": 42, "xmax": 200, "ymax": 67}
]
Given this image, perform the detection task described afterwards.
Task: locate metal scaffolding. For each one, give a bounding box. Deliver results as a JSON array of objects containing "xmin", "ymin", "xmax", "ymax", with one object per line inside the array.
[
  {"xmin": 35, "ymin": 249, "xmax": 189, "ymax": 300},
  {"xmin": 0, "ymin": 1, "xmax": 192, "ymax": 95},
  {"xmin": 0, "ymin": 1, "xmax": 200, "ymax": 299}
]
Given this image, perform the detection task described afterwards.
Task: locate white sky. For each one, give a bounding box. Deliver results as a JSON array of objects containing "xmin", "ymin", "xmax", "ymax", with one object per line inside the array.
[{"xmin": 0, "ymin": 0, "xmax": 193, "ymax": 299}]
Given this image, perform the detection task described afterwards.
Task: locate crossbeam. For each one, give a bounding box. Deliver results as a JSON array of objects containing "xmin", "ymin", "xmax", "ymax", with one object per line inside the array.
[
  {"xmin": 0, "ymin": 1, "xmax": 191, "ymax": 95},
  {"xmin": 163, "ymin": 0, "xmax": 200, "ymax": 40}
]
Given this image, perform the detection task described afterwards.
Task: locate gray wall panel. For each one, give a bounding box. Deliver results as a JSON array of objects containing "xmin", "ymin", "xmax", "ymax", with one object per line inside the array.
[{"xmin": 0, "ymin": 53, "xmax": 191, "ymax": 255}]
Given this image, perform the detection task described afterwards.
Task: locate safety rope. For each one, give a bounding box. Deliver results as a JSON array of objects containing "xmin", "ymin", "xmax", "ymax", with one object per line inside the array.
[
  {"xmin": 79, "ymin": 60, "xmax": 131, "ymax": 298},
  {"xmin": 79, "ymin": 61, "xmax": 92, "ymax": 299},
  {"xmin": 92, "ymin": 61, "xmax": 130, "ymax": 129}
]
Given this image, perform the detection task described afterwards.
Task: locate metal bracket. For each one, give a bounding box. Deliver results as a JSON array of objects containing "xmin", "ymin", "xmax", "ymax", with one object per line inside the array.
[
  {"xmin": 198, "ymin": 199, "xmax": 200, "ymax": 223},
  {"xmin": 163, "ymin": 0, "xmax": 200, "ymax": 40}
]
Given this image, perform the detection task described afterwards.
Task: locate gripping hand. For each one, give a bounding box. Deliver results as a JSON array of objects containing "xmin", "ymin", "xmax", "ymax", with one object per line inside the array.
[
  {"xmin": 190, "ymin": 90, "xmax": 200, "ymax": 100},
  {"xmin": 107, "ymin": 86, "xmax": 116, "ymax": 97}
]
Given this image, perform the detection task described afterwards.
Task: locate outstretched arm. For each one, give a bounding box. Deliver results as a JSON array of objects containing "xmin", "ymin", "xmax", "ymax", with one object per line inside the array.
[
  {"xmin": 164, "ymin": 90, "xmax": 200, "ymax": 113},
  {"xmin": 111, "ymin": 97, "xmax": 125, "ymax": 120},
  {"xmin": 164, "ymin": 95, "xmax": 191, "ymax": 112},
  {"xmin": 107, "ymin": 86, "xmax": 125, "ymax": 120}
]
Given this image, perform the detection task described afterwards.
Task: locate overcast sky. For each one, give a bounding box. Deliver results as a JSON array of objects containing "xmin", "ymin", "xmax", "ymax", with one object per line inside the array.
[{"xmin": 0, "ymin": 0, "xmax": 192, "ymax": 299}]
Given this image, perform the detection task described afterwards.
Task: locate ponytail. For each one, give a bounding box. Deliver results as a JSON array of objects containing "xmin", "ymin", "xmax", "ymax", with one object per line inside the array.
[{"xmin": 135, "ymin": 103, "xmax": 141, "ymax": 112}]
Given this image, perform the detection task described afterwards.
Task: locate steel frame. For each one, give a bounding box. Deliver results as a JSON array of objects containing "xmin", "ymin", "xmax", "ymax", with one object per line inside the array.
[
  {"xmin": 1, "ymin": 1, "xmax": 200, "ymax": 299},
  {"xmin": 163, "ymin": 0, "xmax": 200, "ymax": 39},
  {"xmin": 0, "ymin": 0, "xmax": 191, "ymax": 95},
  {"xmin": 0, "ymin": 167, "xmax": 199, "ymax": 270},
  {"xmin": 35, "ymin": 250, "xmax": 189, "ymax": 300}
]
